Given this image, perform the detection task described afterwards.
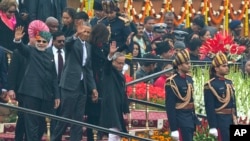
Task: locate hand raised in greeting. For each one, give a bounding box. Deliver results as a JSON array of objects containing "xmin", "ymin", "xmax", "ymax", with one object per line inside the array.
[{"xmin": 15, "ymin": 26, "xmax": 25, "ymax": 41}]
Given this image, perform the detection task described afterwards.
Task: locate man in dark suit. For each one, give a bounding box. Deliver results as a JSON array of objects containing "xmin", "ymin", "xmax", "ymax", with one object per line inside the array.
[
  {"xmin": 13, "ymin": 26, "xmax": 60, "ymax": 141},
  {"xmin": 51, "ymin": 22, "xmax": 98, "ymax": 141},
  {"xmin": 143, "ymin": 16, "xmax": 155, "ymax": 52},
  {"xmin": 7, "ymin": 49, "xmax": 27, "ymax": 141},
  {"xmin": 0, "ymin": 47, "xmax": 7, "ymax": 103},
  {"xmin": 28, "ymin": 0, "xmax": 67, "ymax": 22},
  {"xmin": 99, "ymin": 43, "xmax": 129, "ymax": 141},
  {"xmin": 47, "ymin": 31, "xmax": 65, "ymax": 135}
]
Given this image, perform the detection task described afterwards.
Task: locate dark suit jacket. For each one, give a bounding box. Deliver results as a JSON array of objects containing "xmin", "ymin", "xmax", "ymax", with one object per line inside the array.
[
  {"xmin": 100, "ymin": 60, "xmax": 129, "ymax": 133},
  {"xmin": 46, "ymin": 46, "xmax": 65, "ymax": 83},
  {"xmin": 7, "ymin": 50, "xmax": 27, "ymax": 93},
  {"xmin": 15, "ymin": 43, "xmax": 59, "ymax": 101},
  {"xmin": 28, "ymin": 0, "xmax": 67, "ymax": 22},
  {"xmin": 60, "ymin": 37, "xmax": 96, "ymax": 94},
  {"xmin": 0, "ymin": 48, "xmax": 7, "ymax": 92},
  {"xmin": 142, "ymin": 31, "xmax": 152, "ymax": 52}
]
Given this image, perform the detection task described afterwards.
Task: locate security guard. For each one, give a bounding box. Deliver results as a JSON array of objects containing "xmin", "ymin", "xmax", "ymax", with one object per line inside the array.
[
  {"xmin": 90, "ymin": 0, "xmax": 107, "ymax": 26},
  {"xmin": 101, "ymin": 0, "xmax": 132, "ymax": 52},
  {"xmin": 165, "ymin": 49, "xmax": 200, "ymax": 141},
  {"xmin": 204, "ymin": 52, "xmax": 237, "ymax": 141}
]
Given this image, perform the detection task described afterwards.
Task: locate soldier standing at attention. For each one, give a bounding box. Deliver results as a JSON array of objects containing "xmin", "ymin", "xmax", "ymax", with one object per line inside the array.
[
  {"xmin": 204, "ymin": 52, "xmax": 237, "ymax": 141},
  {"xmin": 165, "ymin": 49, "xmax": 200, "ymax": 141},
  {"xmin": 101, "ymin": 0, "xmax": 132, "ymax": 52},
  {"xmin": 90, "ymin": 0, "xmax": 107, "ymax": 26}
]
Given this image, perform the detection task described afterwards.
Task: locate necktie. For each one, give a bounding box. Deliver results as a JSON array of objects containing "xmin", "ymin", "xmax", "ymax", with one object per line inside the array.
[
  {"xmin": 58, "ymin": 49, "xmax": 63, "ymax": 81},
  {"xmin": 149, "ymin": 33, "xmax": 153, "ymax": 41}
]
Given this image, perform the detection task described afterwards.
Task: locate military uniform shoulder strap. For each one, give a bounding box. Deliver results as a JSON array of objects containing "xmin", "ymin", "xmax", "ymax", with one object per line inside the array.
[
  {"xmin": 186, "ymin": 73, "xmax": 192, "ymax": 77},
  {"xmin": 204, "ymin": 78, "xmax": 215, "ymax": 89},
  {"xmin": 165, "ymin": 74, "xmax": 177, "ymax": 86},
  {"xmin": 118, "ymin": 16, "xmax": 130, "ymax": 26}
]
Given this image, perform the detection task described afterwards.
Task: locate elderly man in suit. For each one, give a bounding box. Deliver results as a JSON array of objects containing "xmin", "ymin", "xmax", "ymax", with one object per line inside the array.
[
  {"xmin": 13, "ymin": 26, "xmax": 60, "ymax": 141},
  {"xmin": 51, "ymin": 22, "xmax": 98, "ymax": 141}
]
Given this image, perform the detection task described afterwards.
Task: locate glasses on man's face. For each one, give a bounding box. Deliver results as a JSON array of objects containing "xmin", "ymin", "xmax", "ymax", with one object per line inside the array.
[
  {"xmin": 57, "ymin": 40, "xmax": 65, "ymax": 43},
  {"xmin": 37, "ymin": 40, "xmax": 47, "ymax": 44},
  {"xmin": 7, "ymin": 10, "xmax": 16, "ymax": 14}
]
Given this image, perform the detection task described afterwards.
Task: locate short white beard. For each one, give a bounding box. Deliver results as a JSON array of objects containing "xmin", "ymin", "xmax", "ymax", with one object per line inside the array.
[{"xmin": 35, "ymin": 43, "xmax": 46, "ymax": 51}]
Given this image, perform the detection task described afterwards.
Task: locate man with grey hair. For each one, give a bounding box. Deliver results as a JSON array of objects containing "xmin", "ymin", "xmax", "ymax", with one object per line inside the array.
[
  {"xmin": 99, "ymin": 42, "xmax": 129, "ymax": 141},
  {"xmin": 45, "ymin": 16, "xmax": 59, "ymax": 34},
  {"xmin": 51, "ymin": 21, "xmax": 97, "ymax": 141},
  {"xmin": 164, "ymin": 12, "xmax": 175, "ymax": 33}
]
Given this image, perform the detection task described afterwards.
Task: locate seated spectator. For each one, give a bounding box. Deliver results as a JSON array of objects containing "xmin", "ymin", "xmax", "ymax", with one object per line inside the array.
[
  {"xmin": 229, "ymin": 20, "xmax": 242, "ymax": 42},
  {"xmin": 173, "ymin": 30, "xmax": 188, "ymax": 42},
  {"xmin": 174, "ymin": 41, "xmax": 185, "ymax": 54},
  {"xmin": 154, "ymin": 64, "xmax": 173, "ymax": 89},
  {"xmin": 154, "ymin": 41, "xmax": 171, "ymax": 73},
  {"xmin": 124, "ymin": 42, "xmax": 142, "ymax": 77},
  {"xmin": 199, "ymin": 28, "xmax": 211, "ymax": 43},
  {"xmin": 61, "ymin": 7, "xmax": 76, "ymax": 37},
  {"xmin": 45, "ymin": 17, "xmax": 59, "ymax": 34},
  {"xmin": 188, "ymin": 38, "xmax": 202, "ymax": 61},
  {"xmin": 133, "ymin": 22, "xmax": 147, "ymax": 55},
  {"xmin": 152, "ymin": 23, "xmax": 167, "ymax": 37},
  {"xmin": 135, "ymin": 53, "xmax": 157, "ymax": 83}
]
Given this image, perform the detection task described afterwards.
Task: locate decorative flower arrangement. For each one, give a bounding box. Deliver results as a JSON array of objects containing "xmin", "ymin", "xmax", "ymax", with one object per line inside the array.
[
  {"xmin": 199, "ymin": 32, "xmax": 246, "ymax": 61},
  {"xmin": 124, "ymin": 74, "xmax": 165, "ymax": 105},
  {"xmin": 121, "ymin": 121, "xmax": 172, "ymax": 141},
  {"xmin": 150, "ymin": 122, "xmax": 172, "ymax": 141},
  {"xmin": 193, "ymin": 118, "xmax": 217, "ymax": 141}
]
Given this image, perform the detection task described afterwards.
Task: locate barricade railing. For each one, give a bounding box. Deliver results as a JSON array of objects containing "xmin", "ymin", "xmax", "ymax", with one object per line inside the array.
[{"xmin": 0, "ymin": 102, "xmax": 152, "ymax": 141}]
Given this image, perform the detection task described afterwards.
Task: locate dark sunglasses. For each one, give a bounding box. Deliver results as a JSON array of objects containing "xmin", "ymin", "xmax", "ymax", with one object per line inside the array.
[
  {"xmin": 57, "ymin": 40, "xmax": 65, "ymax": 43},
  {"xmin": 37, "ymin": 40, "xmax": 47, "ymax": 43},
  {"xmin": 7, "ymin": 10, "xmax": 16, "ymax": 13}
]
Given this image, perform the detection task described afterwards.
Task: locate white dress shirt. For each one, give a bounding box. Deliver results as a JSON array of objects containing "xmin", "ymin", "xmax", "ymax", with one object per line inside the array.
[
  {"xmin": 52, "ymin": 46, "xmax": 65, "ymax": 75},
  {"xmin": 80, "ymin": 40, "xmax": 87, "ymax": 80}
]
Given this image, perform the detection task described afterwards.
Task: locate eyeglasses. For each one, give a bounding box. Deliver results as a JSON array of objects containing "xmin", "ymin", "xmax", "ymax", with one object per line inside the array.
[
  {"xmin": 57, "ymin": 40, "xmax": 65, "ymax": 43},
  {"xmin": 36, "ymin": 40, "xmax": 47, "ymax": 43},
  {"xmin": 7, "ymin": 10, "xmax": 16, "ymax": 13}
]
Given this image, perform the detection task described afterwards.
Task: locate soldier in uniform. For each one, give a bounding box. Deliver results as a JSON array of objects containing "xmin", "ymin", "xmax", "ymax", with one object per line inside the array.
[
  {"xmin": 90, "ymin": 0, "xmax": 107, "ymax": 26},
  {"xmin": 204, "ymin": 52, "xmax": 237, "ymax": 141},
  {"xmin": 101, "ymin": 0, "xmax": 132, "ymax": 52},
  {"xmin": 165, "ymin": 49, "xmax": 200, "ymax": 141}
]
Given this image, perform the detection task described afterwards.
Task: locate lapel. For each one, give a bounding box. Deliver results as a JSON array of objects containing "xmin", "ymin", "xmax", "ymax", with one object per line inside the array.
[
  {"xmin": 46, "ymin": 46, "xmax": 53, "ymax": 54},
  {"xmin": 85, "ymin": 42, "xmax": 90, "ymax": 63},
  {"xmin": 75, "ymin": 39, "xmax": 83, "ymax": 64}
]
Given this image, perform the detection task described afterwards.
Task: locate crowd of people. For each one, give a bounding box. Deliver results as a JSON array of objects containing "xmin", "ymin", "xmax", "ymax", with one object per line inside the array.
[{"xmin": 0, "ymin": 0, "xmax": 250, "ymax": 141}]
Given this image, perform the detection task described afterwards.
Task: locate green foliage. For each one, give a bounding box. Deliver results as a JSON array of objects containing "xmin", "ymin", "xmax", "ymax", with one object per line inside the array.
[{"xmin": 192, "ymin": 65, "xmax": 250, "ymax": 117}]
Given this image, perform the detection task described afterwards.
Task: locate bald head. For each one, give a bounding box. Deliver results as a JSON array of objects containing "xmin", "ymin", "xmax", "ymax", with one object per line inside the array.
[
  {"xmin": 164, "ymin": 12, "xmax": 174, "ymax": 30},
  {"xmin": 45, "ymin": 17, "xmax": 59, "ymax": 33}
]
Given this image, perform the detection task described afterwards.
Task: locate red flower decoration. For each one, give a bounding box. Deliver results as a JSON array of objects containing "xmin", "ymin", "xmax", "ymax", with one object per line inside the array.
[
  {"xmin": 199, "ymin": 31, "xmax": 246, "ymax": 61},
  {"xmin": 124, "ymin": 74, "xmax": 165, "ymax": 101}
]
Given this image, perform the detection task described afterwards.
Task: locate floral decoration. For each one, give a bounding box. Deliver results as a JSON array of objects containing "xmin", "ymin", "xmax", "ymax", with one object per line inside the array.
[
  {"xmin": 124, "ymin": 74, "xmax": 165, "ymax": 103},
  {"xmin": 121, "ymin": 121, "xmax": 172, "ymax": 141},
  {"xmin": 199, "ymin": 31, "xmax": 246, "ymax": 61}
]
